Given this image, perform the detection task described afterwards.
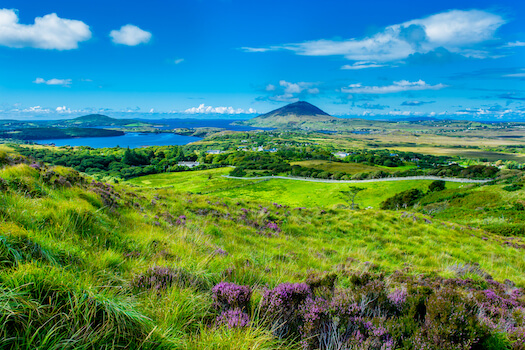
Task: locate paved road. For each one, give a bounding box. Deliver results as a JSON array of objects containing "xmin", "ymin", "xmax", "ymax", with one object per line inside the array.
[{"xmin": 223, "ymin": 175, "xmax": 492, "ymax": 184}]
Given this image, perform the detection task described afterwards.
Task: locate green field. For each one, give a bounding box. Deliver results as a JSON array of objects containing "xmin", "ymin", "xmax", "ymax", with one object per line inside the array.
[
  {"xmin": 2, "ymin": 157, "xmax": 525, "ymax": 348},
  {"xmin": 127, "ymin": 168, "xmax": 463, "ymax": 209}
]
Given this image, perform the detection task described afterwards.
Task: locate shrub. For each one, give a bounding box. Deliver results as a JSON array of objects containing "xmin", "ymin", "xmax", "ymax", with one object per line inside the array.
[
  {"xmin": 429, "ymin": 180, "xmax": 446, "ymax": 192},
  {"xmin": 212, "ymin": 282, "xmax": 252, "ymax": 313},
  {"xmin": 420, "ymin": 287, "xmax": 489, "ymax": 349},
  {"xmin": 381, "ymin": 188, "xmax": 424, "ymax": 210},
  {"xmin": 503, "ymin": 184, "xmax": 523, "ymax": 192},
  {"xmin": 216, "ymin": 308, "xmax": 250, "ymax": 329},
  {"xmin": 259, "ymin": 283, "xmax": 311, "ymax": 338}
]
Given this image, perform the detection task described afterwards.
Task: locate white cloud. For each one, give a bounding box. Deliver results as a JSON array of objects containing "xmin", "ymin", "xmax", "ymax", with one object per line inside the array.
[
  {"xmin": 23, "ymin": 106, "xmax": 50, "ymax": 113},
  {"xmin": 240, "ymin": 47, "xmax": 271, "ymax": 53},
  {"xmin": 0, "ymin": 9, "xmax": 91, "ymax": 50},
  {"xmin": 341, "ymin": 80, "xmax": 447, "ymax": 94},
  {"xmin": 245, "ymin": 9, "xmax": 506, "ymax": 62},
  {"xmin": 56, "ymin": 106, "xmax": 71, "ymax": 113},
  {"xmin": 33, "ymin": 77, "xmax": 72, "ymax": 87},
  {"xmin": 261, "ymin": 80, "xmax": 320, "ymax": 102},
  {"xmin": 110, "ymin": 24, "xmax": 152, "ymax": 46},
  {"xmin": 341, "ymin": 62, "xmax": 387, "ymax": 70},
  {"xmin": 173, "ymin": 58, "xmax": 184, "ymax": 64},
  {"xmin": 503, "ymin": 41, "xmax": 525, "ymax": 47},
  {"xmin": 184, "ymin": 104, "xmax": 257, "ymax": 114},
  {"xmin": 503, "ymin": 68, "xmax": 525, "ymax": 78},
  {"xmin": 280, "ymin": 80, "xmax": 319, "ymax": 94}
]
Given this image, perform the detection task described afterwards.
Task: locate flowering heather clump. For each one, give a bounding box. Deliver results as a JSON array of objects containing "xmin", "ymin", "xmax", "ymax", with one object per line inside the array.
[
  {"xmin": 90, "ymin": 180, "xmax": 120, "ymax": 209},
  {"xmin": 131, "ymin": 266, "xmax": 176, "ymax": 291},
  {"xmin": 216, "ymin": 308, "xmax": 250, "ymax": 329},
  {"xmin": 176, "ymin": 215, "xmax": 187, "ymax": 225},
  {"xmin": 273, "ymin": 202, "xmax": 282, "ymax": 209},
  {"xmin": 420, "ymin": 287, "xmax": 489, "ymax": 349},
  {"xmin": 240, "ymin": 208, "xmax": 249, "ymax": 213},
  {"xmin": 266, "ymin": 221, "xmax": 281, "ymax": 234},
  {"xmin": 260, "ymin": 283, "xmax": 311, "ymax": 338},
  {"xmin": 212, "ymin": 282, "xmax": 252, "ymax": 312},
  {"xmin": 29, "ymin": 163, "xmax": 41, "ymax": 171},
  {"xmin": 131, "ymin": 266, "xmax": 207, "ymax": 291},
  {"xmin": 387, "ymin": 288, "xmax": 407, "ymax": 313}
]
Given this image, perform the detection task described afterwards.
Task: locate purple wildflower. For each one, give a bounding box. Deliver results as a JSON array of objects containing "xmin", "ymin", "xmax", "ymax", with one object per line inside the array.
[
  {"xmin": 216, "ymin": 308, "xmax": 250, "ymax": 329},
  {"xmin": 388, "ymin": 289, "xmax": 407, "ymax": 312},
  {"xmin": 214, "ymin": 248, "xmax": 228, "ymax": 256},
  {"xmin": 212, "ymin": 282, "xmax": 252, "ymax": 312}
]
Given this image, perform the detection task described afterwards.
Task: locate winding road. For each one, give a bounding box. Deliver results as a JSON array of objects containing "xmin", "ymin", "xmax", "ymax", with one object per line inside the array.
[{"xmin": 222, "ymin": 175, "xmax": 492, "ymax": 184}]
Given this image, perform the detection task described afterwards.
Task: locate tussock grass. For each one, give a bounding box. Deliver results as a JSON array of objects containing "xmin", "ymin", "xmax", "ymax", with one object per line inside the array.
[{"xmin": 1, "ymin": 161, "xmax": 525, "ymax": 347}]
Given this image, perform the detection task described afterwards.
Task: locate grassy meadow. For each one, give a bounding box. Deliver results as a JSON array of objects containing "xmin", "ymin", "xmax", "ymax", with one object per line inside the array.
[
  {"xmin": 126, "ymin": 167, "xmax": 466, "ymax": 208},
  {"xmin": 2, "ymin": 145, "xmax": 525, "ymax": 348}
]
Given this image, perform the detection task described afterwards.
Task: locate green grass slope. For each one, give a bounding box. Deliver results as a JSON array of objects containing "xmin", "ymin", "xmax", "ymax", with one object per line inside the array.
[
  {"xmin": 1, "ymin": 158, "xmax": 524, "ymax": 348},
  {"xmin": 126, "ymin": 168, "xmax": 464, "ymax": 209}
]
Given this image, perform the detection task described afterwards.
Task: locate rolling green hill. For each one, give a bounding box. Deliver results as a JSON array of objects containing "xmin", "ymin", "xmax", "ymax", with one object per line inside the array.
[{"xmin": 1, "ymin": 148, "xmax": 524, "ymax": 349}]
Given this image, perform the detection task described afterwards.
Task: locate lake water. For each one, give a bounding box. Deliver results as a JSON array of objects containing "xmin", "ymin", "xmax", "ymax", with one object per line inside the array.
[
  {"xmin": 37, "ymin": 132, "xmax": 202, "ymax": 149},
  {"xmin": 33, "ymin": 118, "xmax": 272, "ymax": 148}
]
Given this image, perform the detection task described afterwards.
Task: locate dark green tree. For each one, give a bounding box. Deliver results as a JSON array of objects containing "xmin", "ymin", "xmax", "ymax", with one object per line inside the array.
[{"xmin": 340, "ymin": 186, "xmax": 365, "ymax": 210}]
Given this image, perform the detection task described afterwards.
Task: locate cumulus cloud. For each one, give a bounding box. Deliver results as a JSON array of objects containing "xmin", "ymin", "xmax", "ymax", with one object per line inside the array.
[
  {"xmin": 56, "ymin": 106, "xmax": 71, "ymax": 113},
  {"xmin": 502, "ymin": 41, "xmax": 525, "ymax": 48},
  {"xmin": 260, "ymin": 80, "xmax": 320, "ymax": 102},
  {"xmin": 184, "ymin": 104, "xmax": 256, "ymax": 114},
  {"xmin": 110, "ymin": 24, "xmax": 152, "ymax": 46},
  {"xmin": 243, "ymin": 9, "xmax": 506, "ymax": 62},
  {"xmin": 0, "ymin": 9, "xmax": 91, "ymax": 50},
  {"xmin": 33, "ymin": 77, "xmax": 72, "ymax": 87},
  {"xmin": 341, "ymin": 80, "xmax": 447, "ymax": 94},
  {"xmin": 23, "ymin": 106, "xmax": 50, "ymax": 113},
  {"xmin": 401, "ymin": 100, "xmax": 436, "ymax": 106}
]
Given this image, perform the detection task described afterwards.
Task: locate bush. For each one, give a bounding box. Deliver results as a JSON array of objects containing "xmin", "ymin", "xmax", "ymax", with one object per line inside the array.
[
  {"xmin": 503, "ymin": 184, "xmax": 523, "ymax": 192},
  {"xmin": 429, "ymin": 180, "xmax": 446, "ymax": 192},
  {"xmin": 419, "ymin": 287, "xmax": 490, "ymax": 349},
  {"xmin": 259, "ymin": 283, "xmax": 311, "ymax": 338},
  {"xmin": 380, "ymin": 188, "xmax": 424, "ymax": 210}
]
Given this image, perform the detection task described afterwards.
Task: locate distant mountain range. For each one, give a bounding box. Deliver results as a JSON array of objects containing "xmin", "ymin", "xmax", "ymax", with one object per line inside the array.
[
  {"xmin": 51, "ymin": 114, "xmax": 152, "ymax": 128},
  {"xmin": 0, "ymin": 114, "xmax": 151, "ymax": 141}
]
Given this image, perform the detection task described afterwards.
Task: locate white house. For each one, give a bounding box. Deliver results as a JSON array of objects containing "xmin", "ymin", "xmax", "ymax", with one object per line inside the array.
[
  {"xmin": 177, "ymin": 161, "xmax": 200, "ymax": 168},
  {"xmin": 334, "ymin": 152, "xmax": 350, "ymax": 158}
]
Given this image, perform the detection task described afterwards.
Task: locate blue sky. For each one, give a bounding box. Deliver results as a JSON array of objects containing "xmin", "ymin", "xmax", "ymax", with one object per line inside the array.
[{"xmin": 0, "ymin": 0, "xmax": 524, "ymax": 120}]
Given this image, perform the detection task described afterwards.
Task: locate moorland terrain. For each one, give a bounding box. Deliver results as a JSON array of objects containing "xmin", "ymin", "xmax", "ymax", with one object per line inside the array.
[{"xmin": 1, "ymin": 102, "xmax": 525, "ymax": 349}]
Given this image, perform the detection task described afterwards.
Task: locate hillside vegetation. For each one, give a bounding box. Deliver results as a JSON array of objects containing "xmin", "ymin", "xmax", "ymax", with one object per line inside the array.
[{"xmin": 1, "ymin": 149, "xmax": 525, "ymax": 349}]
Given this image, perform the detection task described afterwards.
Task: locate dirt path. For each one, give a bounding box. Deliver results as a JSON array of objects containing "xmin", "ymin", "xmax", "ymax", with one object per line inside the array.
[{"xmin": 223, "ymin": 175, "xmax": 491, "ymax": 184}]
